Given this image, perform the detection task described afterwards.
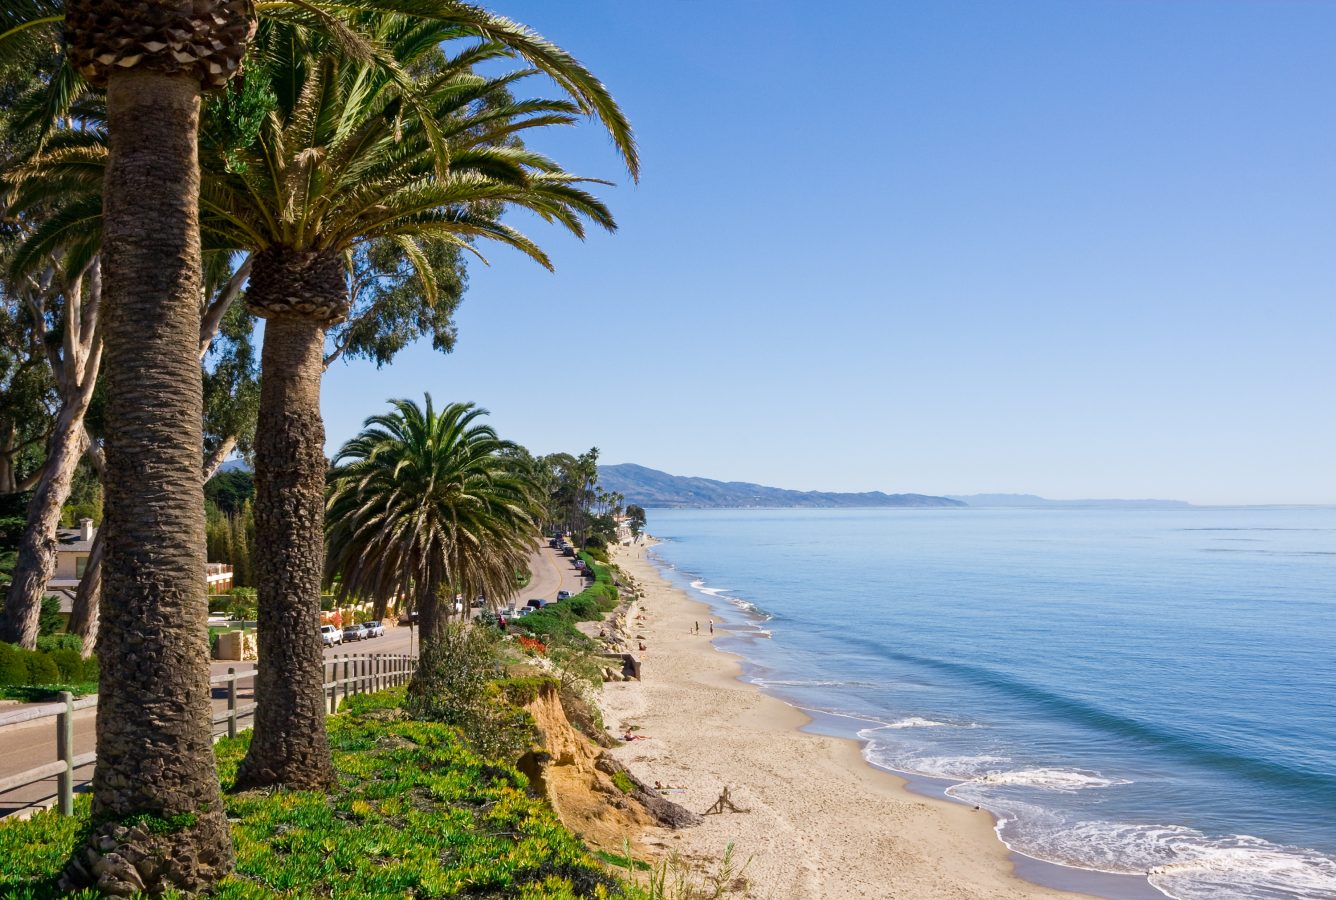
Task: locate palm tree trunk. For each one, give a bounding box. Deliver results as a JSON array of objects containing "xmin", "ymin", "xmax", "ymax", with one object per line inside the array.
[
  {"xmin": 65, "ymin": 70, "xmax": 234, "ymax": 896},
  {"xmin": 1, "ymin": 412, "xmax": 87, "ymax": 647},
  {"xmin": 234, "ymin": 313, "xmax": 336, "ymax": 790},
  {"xmin": 407, "ymin": 582, "xmax": 447, "ymax": 702}
]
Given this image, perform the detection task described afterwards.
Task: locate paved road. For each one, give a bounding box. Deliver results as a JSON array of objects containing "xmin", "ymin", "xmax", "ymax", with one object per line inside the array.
[{"xmin": 0, "ymin": 542, "xmax": 587, "ymax": 817}]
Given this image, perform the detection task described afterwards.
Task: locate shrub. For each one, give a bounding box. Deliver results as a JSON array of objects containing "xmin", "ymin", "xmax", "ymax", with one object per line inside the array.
[
  {"xmin": 47, "ymin": 649, "xmax": 84, "ymax": 683},
  {"xmin": 80, "ymin": 654, "xmax": 99, "ymax": 684},
  {"xmin": 24, "ymin": 653, "xmax": 59, "ymax": 686},
  {"xmin": 408, "ymin": 623, "xmax": 537, "ymax": 760},
  {"xmin": 35, "ymin": 635, "xmax": 81, "ymax": 653},
  {"xmin": 0, "ymin": 643, "xmax": 28, "ymax": 687}
]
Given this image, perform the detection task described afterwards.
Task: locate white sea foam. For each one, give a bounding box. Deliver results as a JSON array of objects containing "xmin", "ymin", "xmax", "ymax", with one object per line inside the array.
[
  {"xmin": 885, "ymin": 716, "xmax": 951, "ymax": 729},
  {"xmin": 933, "ymin": 794, "xmax": 1336, "ymax": 899},
  {"xmin": 960, "ymin": 768, "xmax": 1131, "ymax": 793},
  {"xmin": 865, "ymin": 751, "xmax": 1013, "ymax": 781}
]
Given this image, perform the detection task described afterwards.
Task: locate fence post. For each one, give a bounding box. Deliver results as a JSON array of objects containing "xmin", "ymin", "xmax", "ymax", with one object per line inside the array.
[
  {"xmin": 56, "ymin": 691, "xmax": 74, "ymax": 816},
  {"xmin": 227, "ymin": 668, "xmax": 238, "ymax": 739},
  {"xmin": 328, "ymin": 658, "xmax": 338, "ymax": 714},
  {"xmin": 373, "ymin": 654, "xmax": 381, "ymax": 692}
]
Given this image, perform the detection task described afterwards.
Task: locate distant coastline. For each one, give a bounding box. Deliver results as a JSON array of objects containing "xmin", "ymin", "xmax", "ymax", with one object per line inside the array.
[{"xmin": 598, "ymin": 463, "xmax": 1190, "ymax": 510}]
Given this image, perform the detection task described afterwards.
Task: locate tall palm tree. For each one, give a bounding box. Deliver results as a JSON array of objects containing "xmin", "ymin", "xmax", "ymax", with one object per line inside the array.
[
  {"xmin": 326, "ymin": 396, "xmax": 539, "ymax": 702},
  {"xmin": 201, "ymin": 21, "xmax": 616, "ymax": 790},
  {"xmin": 2, "ymin": 0, "xmax": 257, "ymax": 890},
  {"xmin": 6, "ymin": 19, "xmax": 622, "ymax": 791},
  {"xmin": 1, "ymin": 3, "xmax": 633, "ymax": 885}
]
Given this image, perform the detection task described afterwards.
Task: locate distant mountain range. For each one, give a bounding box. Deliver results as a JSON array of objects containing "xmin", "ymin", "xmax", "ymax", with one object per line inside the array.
[
  {"xmin": 598, "ymin": 464, "xmax": 966, "ymax": 509},
  {"xmin": 598, "ymin": 465, "xmax": 1192, "ymax": 510}
]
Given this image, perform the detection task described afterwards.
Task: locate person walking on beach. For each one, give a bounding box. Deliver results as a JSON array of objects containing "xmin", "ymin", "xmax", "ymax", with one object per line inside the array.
[
  {"xmin": 709, "ymin": 619, "xmax": 714, "ymax": 634},
  {"xmin": 694, "ymin": 621, "xmax": 699, "ymax": 634}
]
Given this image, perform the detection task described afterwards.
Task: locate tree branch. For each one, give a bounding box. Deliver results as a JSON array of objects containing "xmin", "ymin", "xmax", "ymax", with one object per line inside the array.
[{"xmin": 199, "ymin": 254, "xmax": 253, "ymax": 359}]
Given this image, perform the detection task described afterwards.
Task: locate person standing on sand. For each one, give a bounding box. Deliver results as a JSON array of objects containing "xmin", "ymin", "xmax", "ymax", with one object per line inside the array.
[{"xmin": 709, "ymin": 619, "xmax": 714, "ymax": 634}]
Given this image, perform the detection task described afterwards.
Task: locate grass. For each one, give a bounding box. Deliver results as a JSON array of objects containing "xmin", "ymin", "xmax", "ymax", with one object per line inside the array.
[
  {"xmin": 0, "ymin": 689, "xmax": 640, "ymax": 899},
  {"xmin": 0, "ymin": 681, "xmax": 98, "ymax": 702}
]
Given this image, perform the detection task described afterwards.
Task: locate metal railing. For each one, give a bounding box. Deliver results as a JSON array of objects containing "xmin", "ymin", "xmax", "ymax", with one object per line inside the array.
[{"xmin": 0, "ymin": 652, "xmax": 417, "ymax": 819}]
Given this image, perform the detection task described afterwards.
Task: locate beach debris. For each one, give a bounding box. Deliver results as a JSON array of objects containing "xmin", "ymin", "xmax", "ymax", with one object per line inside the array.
[
  {"xmin": 595, "ymin": 755, "xmax": 702, "ymax": 828},
  {"xmin": 702, "ymin": 786, "xmax": 750, "ymax": 816}
]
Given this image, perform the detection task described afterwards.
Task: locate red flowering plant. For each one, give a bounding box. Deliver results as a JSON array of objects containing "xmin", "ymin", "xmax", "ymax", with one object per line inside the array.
[{"xmin": 517, "ymin": 635, "xmax": 547, "ymax": 656}]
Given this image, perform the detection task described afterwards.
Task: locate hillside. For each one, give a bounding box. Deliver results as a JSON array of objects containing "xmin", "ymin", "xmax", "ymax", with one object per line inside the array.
[{"xmin": 598, "ymin": 464, "xmax": 966, "ymax": 509}]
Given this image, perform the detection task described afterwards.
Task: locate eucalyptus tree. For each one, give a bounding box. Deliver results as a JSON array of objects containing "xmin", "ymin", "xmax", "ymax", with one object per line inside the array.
[{"xmin": 326, "ymin": 397, "xmax": 540, "ymax": 704}]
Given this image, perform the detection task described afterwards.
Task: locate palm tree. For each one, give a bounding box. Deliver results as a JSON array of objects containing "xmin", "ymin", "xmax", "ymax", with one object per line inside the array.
[
  {"xmin": 6, "ymin": 19, "xmax": 622, "ymax": 791},
  {"xmin": 203, "ymin": 21, "xmax": 616, "ymax": 790},
  {"xmin": 326, "ymin": 396, "xmax": 539, "ymax": 703},
  {"xmin": 1, "ymin": 2, "xmax": 633, "ymax": 885},
  {"xmin": 1, "ymin": 0, "xmax": 257, "ymax": 889}
]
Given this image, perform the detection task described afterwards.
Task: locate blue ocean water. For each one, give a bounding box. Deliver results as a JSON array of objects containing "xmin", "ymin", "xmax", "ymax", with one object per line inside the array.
[{"xmin": 643, "ymin": 507, "xmax": 1336, "ymax": 900}]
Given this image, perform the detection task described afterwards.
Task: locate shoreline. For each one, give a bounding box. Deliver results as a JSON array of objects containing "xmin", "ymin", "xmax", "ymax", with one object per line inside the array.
[{"xmin": 600, "ymin": 540, "xmax": 1099, "ymax": 899}]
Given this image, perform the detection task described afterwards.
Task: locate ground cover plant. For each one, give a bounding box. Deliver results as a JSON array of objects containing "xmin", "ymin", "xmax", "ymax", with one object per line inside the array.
[{"xmin": 0, "ymin": 689, "xmax": 641, "ymax": 899}]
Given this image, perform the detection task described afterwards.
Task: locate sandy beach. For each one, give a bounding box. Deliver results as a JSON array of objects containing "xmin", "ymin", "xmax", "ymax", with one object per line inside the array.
[{"xmin": 600, "ymin": 541, "xmax": 1088, "ymax": 900}]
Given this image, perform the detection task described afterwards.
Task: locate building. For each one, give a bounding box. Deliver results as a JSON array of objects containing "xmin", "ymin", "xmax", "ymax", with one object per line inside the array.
[{"xmin": 48, "ymin": 519, "xmax": 234, "ymax": 608}]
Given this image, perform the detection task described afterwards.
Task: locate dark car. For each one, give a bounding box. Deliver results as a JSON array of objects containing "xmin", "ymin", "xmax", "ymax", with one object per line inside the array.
[
  {"xmin": 526, "ymin": 598, "xmax": 546, "ymax": 610},
  {"xmin": 562, "ymin": 546, "xmax": 576, "ymax": 557}
]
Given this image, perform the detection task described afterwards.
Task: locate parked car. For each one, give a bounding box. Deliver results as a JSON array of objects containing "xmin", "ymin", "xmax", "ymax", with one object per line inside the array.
[
  {"xmin": 362, "ymin": 620, "xmax": 385, "ymax": 638},
  {"xmin": 514, "ymin": 607, "xmax": 533, "ymax": 618},
  {"xmin": 343, "ymin": 624, "xmax": 367, "ymax": 642},
  {"xmin": 321, "ymin": 624, "xmax": 343, "ymax": 646},
  {"xmin": 556, "ymin": 590, "xmax": 571, "ymax": 601},
  {"xmin": 526, "ymin": 598, "xmax": 545, "ymax": 610},
  {"xmin": 562, "ymin": 546, "xmax": 576, "ymax": 557}
]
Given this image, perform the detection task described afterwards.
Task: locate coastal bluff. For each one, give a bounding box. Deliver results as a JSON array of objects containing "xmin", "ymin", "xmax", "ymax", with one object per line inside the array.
[{"xmin": 599, "ymin": 464, "xmax": 965, "ymax": 509}]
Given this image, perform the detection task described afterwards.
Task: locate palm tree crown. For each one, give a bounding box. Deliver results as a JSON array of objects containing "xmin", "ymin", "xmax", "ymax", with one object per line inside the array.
[{"xmin": 327, "ymin": 395, "xmax": 539, "ymax": 617}]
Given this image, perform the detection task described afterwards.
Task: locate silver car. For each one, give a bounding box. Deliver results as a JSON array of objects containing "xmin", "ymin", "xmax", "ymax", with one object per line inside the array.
[{"xmin": 362, "ymin": 620, "xmax": 385, "ymax": 638}]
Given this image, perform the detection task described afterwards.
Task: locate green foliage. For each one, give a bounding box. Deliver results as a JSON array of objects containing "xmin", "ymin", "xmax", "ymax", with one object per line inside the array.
[
  {"xmin": 407, "ymin": 623, "xmax": 537, "ymax": 762},
  {"xmin": 57, "ymin": 463, "xmax": 102, "ymax": 528},
  {"xmin": 0, "ymin": 642, "xmax": 27, "ymax": 685},
  {"xmin": 512, "ymin": 555, "xmax": 619, "ymax": 647},
  {"xmin": 37, "ymin": 595, "xmax": 61, "ymax": 637},
  {"xmin": 0, "ymin": 641, "xmax": 98, "ymax": 695},
  {"xmin": 204, "ymin": 469, "xmax": 254, "ymax": 517},
  {"xmin": 47, "ymin": 647, "xmax": 83, "ymax": 682},
  {"xmin": 35, "ymin": 634, "xmax": 80, "ymax": 653},
  {"xmin": 611, "ymin": 771, "xmax": 634, "ymax": 795},
  {"xmin": 23, "ymin": 651, "xmax": 58, "ymax": 685},
  {"xmin": 0, "ymin": 692, "xmax": 644, "ymax": 899},
  {"xmin": 626, "ymin": 505, "xmax": 647, "ymax": 538}
]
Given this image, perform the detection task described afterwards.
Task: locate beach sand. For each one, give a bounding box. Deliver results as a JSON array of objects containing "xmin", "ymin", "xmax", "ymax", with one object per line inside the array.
[{"xmin": 600, "ymin": 542, "xmax": 1088, "ymax": 899}]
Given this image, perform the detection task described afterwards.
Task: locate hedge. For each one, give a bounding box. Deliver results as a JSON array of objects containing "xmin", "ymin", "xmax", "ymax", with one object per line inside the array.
[
  {"xmin": 511, "ymin": 554, "xmax": 620, "ymax": 646},
  {"xmin": 0, "ymin": 641, "xmax": 99, "ymax": 689}
]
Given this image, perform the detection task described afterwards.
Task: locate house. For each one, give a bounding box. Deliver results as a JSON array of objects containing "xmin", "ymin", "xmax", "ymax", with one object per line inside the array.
[{"xmin": 48, "ymin": 519, "xmax": 234, "ymax": 609}]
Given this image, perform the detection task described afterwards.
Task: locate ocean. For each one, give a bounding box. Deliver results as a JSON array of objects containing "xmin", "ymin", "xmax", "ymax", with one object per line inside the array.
[{"xmin": 642, "ymin": 507, "xmax": 1336, "ymax": 900}]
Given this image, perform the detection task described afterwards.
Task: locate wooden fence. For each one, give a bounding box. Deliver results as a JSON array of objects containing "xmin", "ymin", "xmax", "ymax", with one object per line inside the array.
[{"xmin": 0, "ymin": 652, "xmax": 416, "ymax": 819}]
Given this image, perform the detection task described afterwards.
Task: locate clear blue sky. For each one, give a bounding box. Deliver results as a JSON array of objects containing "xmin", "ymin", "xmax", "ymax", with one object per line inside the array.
[{"xmin": 318, "ymin": 1, "xmax": 1336, "ymax": 506}]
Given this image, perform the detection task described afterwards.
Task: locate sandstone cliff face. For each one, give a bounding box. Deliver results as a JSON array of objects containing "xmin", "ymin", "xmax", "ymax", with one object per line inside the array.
[{"xmin": 518, "ymin": 683, "xmax": 699, "ymax": 853}]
